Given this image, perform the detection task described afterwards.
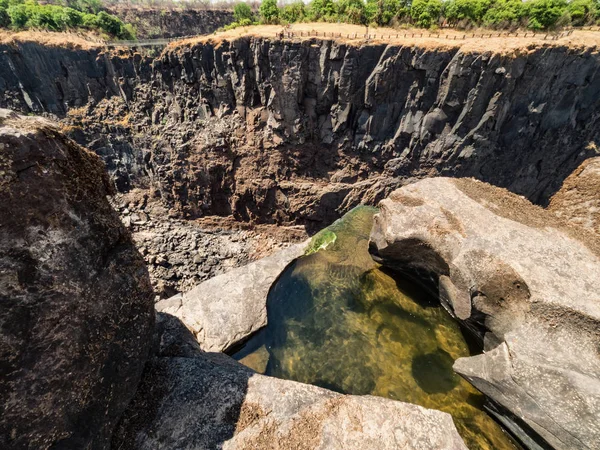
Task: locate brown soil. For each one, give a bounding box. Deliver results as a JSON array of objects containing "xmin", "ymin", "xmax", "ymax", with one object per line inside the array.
[
  {"xmin": 175, "ymin": 23, "xmax": 600, "ymax": 54},
  {"xmin": 548, "ymin": 157, "xmax": 600, "ymax": 234},
  {"xmin": 0, "ymin": 29, "xmax": 103, "ymax": 50}
]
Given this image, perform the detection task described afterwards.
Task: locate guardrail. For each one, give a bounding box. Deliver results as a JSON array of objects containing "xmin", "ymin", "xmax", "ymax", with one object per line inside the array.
[
  {"xmin": 276, "ymin": 29, "xmax": 575, "ymax": 41},
  {"xmin": 105, "ymin": 26, "xmax": 585, "ymax": 49}
]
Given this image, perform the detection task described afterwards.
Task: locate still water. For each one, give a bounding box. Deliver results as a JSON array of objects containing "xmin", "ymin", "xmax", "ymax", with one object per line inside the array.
[{"xmin": 233, "ymin": 206, "xmax": 516, "ymax": 449}]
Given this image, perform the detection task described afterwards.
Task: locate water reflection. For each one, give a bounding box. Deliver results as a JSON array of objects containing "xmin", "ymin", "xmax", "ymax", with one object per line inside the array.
[{"xmin": 233, "ymin": 206, "xmax": 516, "ymax": 450}]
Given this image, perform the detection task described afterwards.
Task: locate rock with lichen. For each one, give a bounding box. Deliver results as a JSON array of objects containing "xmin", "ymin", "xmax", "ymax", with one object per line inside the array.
[{"xmin": 0, "ymin": 109, "xmax": 154, "ymax": 449}]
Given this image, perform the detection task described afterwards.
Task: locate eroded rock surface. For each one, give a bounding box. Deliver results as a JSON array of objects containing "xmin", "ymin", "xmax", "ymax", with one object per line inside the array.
[
  {"xmin": 111, "ymin": 191, "xmax": 307, "ymax": 299},
  {"xmin": 1, "ymin": 38, "xmax": 598, "ymax": 228},
  {"xmin": 369, "ymin": 177, "xmax": 600, "ymax": 449},
  {"xmin": 156, "ymin": 241, "xmax": 308, "ymax": 352},
  {"xmin": 113, "ymin": 313, "xmax": 468, "ymax": 450},
  {"xmin": 549, "ymin": 156, "xmax": 600, "ymax": 233},
  {"xmin": 0, "ymin": 110, "xmax": 154, "ymax": 448}
]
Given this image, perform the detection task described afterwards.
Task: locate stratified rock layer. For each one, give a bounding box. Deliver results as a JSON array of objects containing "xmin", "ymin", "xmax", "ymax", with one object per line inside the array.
[
  {"xmin": 0, "ymin": 110, "xmax": 154, "ymax": 449},
  {"xmin": 1, "ymin": 38, "xmax": 598, "ymax": 228},
  {"xmin": 549, "ymin": 156, "xmax": 600, "ymax": 233},
  {"xmin": 113, "ymin": 313, "xmax": 468, "ymax": 450},
  {"xmin": 157, "ymin": 241, "xmax": 308, "ymax": 352},
  {"xmin": 369, "ymin": 177, "xmax": 600, "ymax": 450}
]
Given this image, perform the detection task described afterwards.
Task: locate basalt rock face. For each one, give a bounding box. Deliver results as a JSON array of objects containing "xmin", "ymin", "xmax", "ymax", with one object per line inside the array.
[
  {"xmin": 1, "ymin": 38, "xmax": 599, "ymax": 228},
  {"xmin": 0, "ymin": 110, "xmax": 154, "ymax": 449},
  {"xmin": 107, "ymin": 8, "xmax": 234, "ymax": 39},
  {"xmin": 369, "ymin": 177, "xmax": 600, "ymax": 449}
]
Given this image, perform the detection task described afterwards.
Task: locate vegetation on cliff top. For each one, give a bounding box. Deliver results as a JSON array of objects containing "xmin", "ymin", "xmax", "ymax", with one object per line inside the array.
[
  {"xmin": 0, "ymin": 0, "xmax": 135, "ymax": 39},
  {"xmin": 227, "ymin": 0, "xmax": 599, "ymax": 31}
]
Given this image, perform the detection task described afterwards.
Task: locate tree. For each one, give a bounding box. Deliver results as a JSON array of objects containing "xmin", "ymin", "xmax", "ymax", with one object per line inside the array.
[
  {"xmin": 337, "ymin": 0, "xmax": 367, "ymax": 24},
  {"xmin": 234, "ymin": 2, "xmax": 253, "ymax": 22},
  {"xmin": 280, "ymin": 1, "xmax": 306, "ymax": 23},
  {"xmin": 0, "ymin": 0, "xmax": 10, "ymax": 27},
  {"xmin": 7, "ymin": 2, "xmax": 28, "ymax": 28},
  {"xmin": 307, "ymin": 0, "xmax": 335, "ymax": 21},
  {"xmin": 444, "ymin": 0, "xmax": 491, "ymax": 24},
  {"xmin": 365, "ymin": 0, "xmax": 404, "ymax": 25},
  {"xmin": 525, "ymin": 0, "xmax": 568, "ymax": 29},
  {"xmin": 259, "ymin": 0, "xmax": 279, "ymax": 24},
  {"xmin": 482, "ymin": 0, "xmax": 526, "ymax": 27},
  {"xmin": 410, "ymin": 0, "xmax": 443, "ymax": 27},
  {"xmin": 568, "ymin": 0, "xmax": 596, "ymax": 25}
]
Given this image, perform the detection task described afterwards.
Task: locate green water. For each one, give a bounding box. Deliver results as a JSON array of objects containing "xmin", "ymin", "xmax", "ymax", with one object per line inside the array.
[{"xmin": 233, "ymin": 206, "xmax": 516, "ymax": 450}]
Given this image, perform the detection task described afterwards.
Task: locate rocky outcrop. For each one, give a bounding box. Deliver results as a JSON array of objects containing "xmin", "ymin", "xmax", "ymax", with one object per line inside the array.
[
  {"xmin": 111, "ymin": 191, "xmax": 307, "ymax": 299},
  {"xmin": 1, "ymin": 37, "xmax": 599, "ymax": 228},
  {"xmin": 107, "ymin": 8, "xmax": 234, "ymax": 39},
  {"xmin": 549, "ymin": 156, "xmax": 600, "ymax": 233},
  {"xmin": 156, "ymin": 241, "xmax": 308, "ymax": 352},
  {"xmin": 369, "ymin": 177, "xmax": 600, "ymax": 449},
  {"xmin": 113, "ymin": 312, "xmax": 468, "ymax": 450},
  {"xmin": 0, "ymin": 110, "xmax": 155, "ymax": 448}
]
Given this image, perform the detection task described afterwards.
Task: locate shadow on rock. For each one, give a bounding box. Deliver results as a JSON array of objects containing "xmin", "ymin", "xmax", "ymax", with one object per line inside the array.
[{"xmin": 112, "ymin": 313, "xmax": 252, "ymax": 450}]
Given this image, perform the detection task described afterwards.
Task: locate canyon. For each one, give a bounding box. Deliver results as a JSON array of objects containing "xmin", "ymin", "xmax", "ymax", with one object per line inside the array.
[{"xmin": 1, "ymin": 27, "xmax": 600, "ymax": 450}]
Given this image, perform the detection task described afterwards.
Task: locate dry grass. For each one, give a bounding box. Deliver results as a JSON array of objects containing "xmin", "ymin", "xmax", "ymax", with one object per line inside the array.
[
  {"xmin": 175, "ymin": 22, "xmax": 600, "ymax": 54},
  {"xmin": 0, "ymin": 29, "xmax": 104, "ymax": 50}
]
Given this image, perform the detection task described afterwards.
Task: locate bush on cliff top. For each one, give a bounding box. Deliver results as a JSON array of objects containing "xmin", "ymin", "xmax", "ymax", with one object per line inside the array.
[
  {"xmin": 0, "ymin": 0, "xmax": 135, "ymax": 39},
  {"xmin": 245, "ymin": 0, "xmax": 599, "ymax": 29}
]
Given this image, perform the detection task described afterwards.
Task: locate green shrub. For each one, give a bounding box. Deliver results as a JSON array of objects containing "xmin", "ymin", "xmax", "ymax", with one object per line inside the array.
[
  {"xmin": 307, "ymin": 0, "xmax": 336, "ymax": 21},
  {"xmin": 1, "ymin": 0, "xmax": 133, "ymax": 38},
  {"xmin": 7, "ymin": 3, "xmax": 27, "ymax": 28},
  {"xmin": 568, "ymin": 0, "xmax": 596, "ymax": 24},
  {"xmin": 525, "ymin": 0, "xmax": 568, "ymax": 29},
  {"xmin": 337, "ymin": 0, "xmax": 367, "ymax": 24},
  {"xmin": 365, "ymin": 0, "xmax": 405, "ymax": 25},
  {"xmin": 410, "ymin": 0, "xmax": 443, "ymax": 27},
  {"xmin": 483, "ymin": 0, "xmax": 526, "ymax": 26},
  {"xmin": 444, "ymin": 0, "xmax": 491, "ymax": 24},
  {"xmin": 280, "ymin": 1, "xmax": 306, "ymax": 23},
  {"xmin": 233, "ymin": 2, "xmax": 253, "ymax": 22},
  {"xmin": 259, "ymin": 0, "xmax": 279, "ymax": 24}
]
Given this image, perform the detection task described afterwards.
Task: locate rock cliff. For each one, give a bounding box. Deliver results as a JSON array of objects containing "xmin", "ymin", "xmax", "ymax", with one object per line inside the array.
[
  {"xmin": 0, "ymin": 36, "xmax": 599, "ymax": 229},
  {"xmin": 369, "ymin": 177, "xmax": 600, "ymax": 450},
  {"xmin": 106, "ymin": 8, "xmax": 234, "ymax": 39},
  {"xmin": 0, "ymin": 110, "xmax": 155, "ymax": 448}
]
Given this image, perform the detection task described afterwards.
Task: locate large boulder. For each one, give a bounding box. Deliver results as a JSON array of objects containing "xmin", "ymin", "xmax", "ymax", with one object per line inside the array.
[
  {"xmin": 548, "ymin": 156, "xmax": 600, "ymax": 234},
  {"xmin": 156, "ymin": 241, "xmax": 308, "ymax": 352},
  {"xmin": 369, "ymin": 177, "xmax": 600, "ymax": 450},
  {"xmin": 0, "ymin": 110, "xmax": 154, "ymax": 449},
  {"xmin": 113, "ymin": 313, "xmax": 468, "ymax": 450}
]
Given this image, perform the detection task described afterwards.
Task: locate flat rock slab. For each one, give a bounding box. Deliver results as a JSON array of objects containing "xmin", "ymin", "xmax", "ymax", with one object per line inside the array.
[
  {"xmin": 113, "ymin": 313, "xmax": 468, "ymax": 450},
  {"xmin": 156, "ymin": 241, "xmax": 308, "ymax": 352},
  {"xmin": 369, "ymin": 177, "xmax": 600, "ymax": 449},
  {"xmin": 549, "ymin": 156, "xmax": 600, "ymax": 233}
]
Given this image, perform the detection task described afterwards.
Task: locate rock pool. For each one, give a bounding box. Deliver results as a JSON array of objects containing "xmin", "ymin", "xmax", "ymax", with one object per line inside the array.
[{"xmin": 233, "ymin": 206, "xmax": 516, "ymax": 449}]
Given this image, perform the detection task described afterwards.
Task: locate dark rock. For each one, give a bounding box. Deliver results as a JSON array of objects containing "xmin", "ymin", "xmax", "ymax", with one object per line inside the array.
[
  {"xmin": 106, "ymin": 8, "xmax": 234, "ymax": 40},
  {"xmin": 0, "ymin": 110, "xmax": 154, "ymax": 449},
  {"xmin": 1, "ymin": 38, "xmax": 598, "ymax": 228}
]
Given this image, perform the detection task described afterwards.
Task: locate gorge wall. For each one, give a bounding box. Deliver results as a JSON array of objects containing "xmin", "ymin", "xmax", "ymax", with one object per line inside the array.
[
  {"xmin": 0, "ymin": 37, "xmax": 599, "ymax": 230},
  {"xmin": 106, "ymin": 8, "xmax": 234, "ymax": 39}
]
